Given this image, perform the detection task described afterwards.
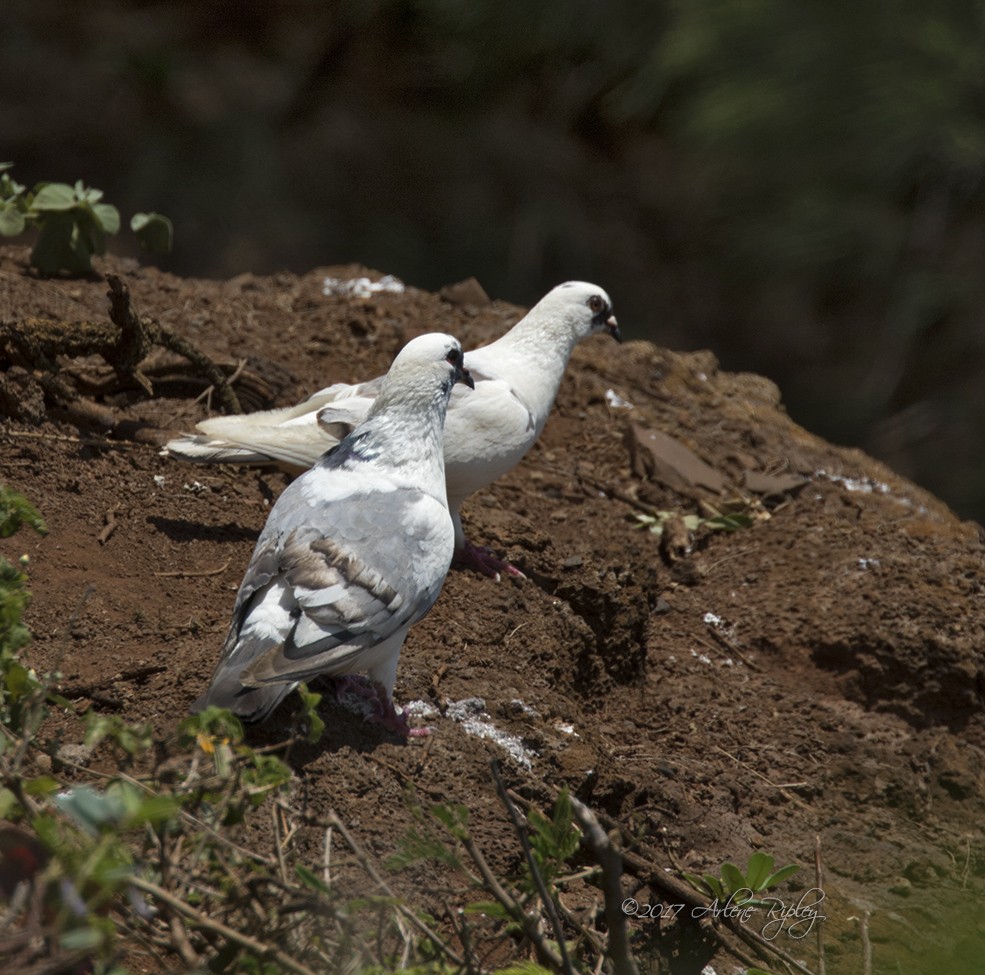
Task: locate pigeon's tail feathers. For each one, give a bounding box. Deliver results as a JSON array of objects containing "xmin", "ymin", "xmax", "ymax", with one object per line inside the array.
[
  {"xmin": 189, "ymin": 675, "xmax": 297, "ymax": 722},
  {"xmin": 163, "ymin": 422, "xmax": 338, "ymax": 471},
  {"xmin": 162, "ymin": 395, "xmax": 376, "ymax": 471},
  {"xmin": 163, "ymin": 434, "xmax": 289, "ymax": 467}
]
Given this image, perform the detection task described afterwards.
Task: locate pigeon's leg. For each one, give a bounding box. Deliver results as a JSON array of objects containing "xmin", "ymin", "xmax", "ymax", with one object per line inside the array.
[
  {"xmin": 334, "ymin": 676, "xmax": 430, "ymax": 738},
  {"xmin": 454, "ymin": 540, "xmax": 526, "ymax": 580}
]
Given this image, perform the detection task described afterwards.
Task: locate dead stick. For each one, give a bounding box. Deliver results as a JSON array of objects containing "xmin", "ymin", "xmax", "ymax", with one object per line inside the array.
[
  {"xmin": 569, "ymin": 796, "xmax": 639, "ymax": 975},
  {"xmin": 815, "ymin": 834, "xmax": 825, "ymax": 975},
  {"xmin": 128, "ymin": 875, "xmax": 318, "ymax": 975},
  {"xmin": 154, "ymin": 560, "xmax": 231, "ymax": 578},
  {"xmin": 98, "ymin": 504, "xmax": 119, "ymax": 545},
  {"xmin": 59, "ymin": 664, "xmax": 167, "ymax": 699},
  {"xmin": 713, "ymin": 745, "xmax": 811, "ymax": 809},
  {"xmin": 490, "ymin": 760, "xmax": 577, "ymax": 975},
  {"xmin": 289, "ymin": 806, "xmax": 463, "ymax": 966},
  {"xmin": 457, "ymin": 830, "xmax": 565, "ymax": 970}
]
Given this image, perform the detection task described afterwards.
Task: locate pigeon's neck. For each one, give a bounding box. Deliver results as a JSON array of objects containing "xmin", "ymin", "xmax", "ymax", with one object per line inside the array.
[
  {"xmin": 364, "ymin": 378, "xmax": 451, "ymax": 495},
  {"xmin": 483, "ymin": 308, "xmax": 584, "ymax": 421},
  {"xmin": 496, "ymin": 306, "xmax": 583, "ymax": 365}
]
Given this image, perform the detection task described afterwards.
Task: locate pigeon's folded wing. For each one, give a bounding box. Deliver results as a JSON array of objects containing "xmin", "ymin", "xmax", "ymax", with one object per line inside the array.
[
  {"xmin": 223, "ymin": 485, "xmax": 453, "ymax": 690},
  {"xmin": 439, "ymin": 355, "xmax": 537, "ymax": 499}
]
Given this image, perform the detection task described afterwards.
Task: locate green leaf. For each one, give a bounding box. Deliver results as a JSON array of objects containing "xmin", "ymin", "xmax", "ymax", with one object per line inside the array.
[
  {"xmin": 386, "ymin": 827, "xmax": 458, "ymax": 870},
  {"xmin": 702, "ymin": 873, "xmax": 726, "ymax": 899},
  {"xmin": 720, "ymin": 861, "xmax": 748, "ymax": 894},
  {"xmin": 432, "ymin": 802, "xmax": 470, "ymax": 836},
  {"xmin": 0, "ymin": 789, "xmax": 15, "ymax": 819},
  {"xmin": 59, "ymin": 925, "xmax": 106, "ymax": 951},
  {"xmin": 178, "ymin": 705, "xmax": 244, "ymax": 745},
  {"xmin": 23, "ymin": 775, "xmax": 61, "ymax": 797},
  {"xmin": 0, "ymin": 162, "xmax": 13, "ymax": 173},
  {"xmin": 5, "ymin": 660, "xmax": 40, "ymax": 700},
  {"xmin": 762, "ymin": 863, "xmax": 801, "ymax": 889},
  {"xmin": 0, "ymin": 202, "xmax": 25, "ymax": 236},
  {"xmin": 31, "ymin": 182, "xmax": 77, "ymax": 212},
  {"xmin": 681, "ymin": 870, "xmax": 706, "ymax": 892},
  {"xmin": 74, "ymin": 206, "xmax": 108, "ymax": 257},
  {"xmin": 92, "ymin": 202, "xmax": 120, "ymax": 235},
  {"xmin": 465, "ymin": 899, "xmax": 515, "ymax": 921},
  {"xmin": 295, "ymin": 683, "xmax": 325, "ymax": 742},
  {"xmin": 31, "ymin": 212, "xmax": 91, "ymax": 274},
  {"xmin": 79, "ymin": 184, "xmax": 104, "ymax": 205},
  {"xmin": 131, "ymin": 211, "xmax": 173, "ymax": 254},
  {"xmin": 706, "ymin": 512, "xmax": 754, "ymax": 532},
  {"xmin": 744, "ymin": 852, "xmax": 774, "ymax": 890},
  {"xmin": 54, "ymin": 784, "xmax": 127, "ymax": 833},
  {"xmin": 295, "ymin": 864, "xmax": 331, "ymax": 894},
  {"xmin": 0, "ymin": 485, "xmax": 47, "ymax": 538}
]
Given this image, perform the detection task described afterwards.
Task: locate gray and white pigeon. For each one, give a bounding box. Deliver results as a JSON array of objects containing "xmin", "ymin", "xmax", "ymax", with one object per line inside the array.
[
  {"xmin": 166, "ymin": 281, "xmax": 619, "ymax": 578},
  {"xmin": 190, "ymin": 332, "xmax": 474, "ymax": 726}
]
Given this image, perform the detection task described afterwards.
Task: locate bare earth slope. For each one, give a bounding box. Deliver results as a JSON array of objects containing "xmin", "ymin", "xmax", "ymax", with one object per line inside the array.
[{"xmin": 2, "ymin": 246, "xmax": 984, "ymax": 973}]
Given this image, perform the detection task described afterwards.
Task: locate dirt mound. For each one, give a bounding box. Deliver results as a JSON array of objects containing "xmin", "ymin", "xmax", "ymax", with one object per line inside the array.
[{"xmin": 2, "ymin": 246, "xmax": 984, "ymax": 973}]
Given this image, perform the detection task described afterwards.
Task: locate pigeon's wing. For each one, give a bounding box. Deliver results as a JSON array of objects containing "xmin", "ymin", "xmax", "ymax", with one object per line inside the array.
[
  {"xmin": 205, "ymin": 476, "xmax": 453, "ymax": 703},
  {"xmin": 440, "ymin": 351, "xmax": 539, "ymax": 502}
]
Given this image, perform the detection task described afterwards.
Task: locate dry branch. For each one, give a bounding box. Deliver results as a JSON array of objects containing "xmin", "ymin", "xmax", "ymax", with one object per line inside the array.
[{"xmin": 0, "ymin": 274, "xmax": 242, "ymax": 413}]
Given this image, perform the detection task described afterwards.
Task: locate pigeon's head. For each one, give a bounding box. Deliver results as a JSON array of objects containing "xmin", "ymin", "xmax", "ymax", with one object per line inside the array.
[
  {"xmin": 385, "ymin": 332, "xmax": 475, "ymax": 400},
  {"xmin": 546, "ymin": 282, "xmax": 620, "ymax": 342}
]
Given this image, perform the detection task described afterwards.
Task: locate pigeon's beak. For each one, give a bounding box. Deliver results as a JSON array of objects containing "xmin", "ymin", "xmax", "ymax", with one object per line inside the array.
[
  {"xmin": 605, "ymin": 314, "xmax": 621, "ymax": 342},
  {"xmin": 457, "ymin": 362, "xmax": 476, "ymax": 390}
]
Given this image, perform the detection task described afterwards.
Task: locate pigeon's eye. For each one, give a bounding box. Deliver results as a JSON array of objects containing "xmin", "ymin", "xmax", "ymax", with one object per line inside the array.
[
  {"xmin": 588, "ymin": 295, "xmax": 606, "ymax": 314},
  {"xmin": 445, "ymin": 347, "xmax": 462, "ymax": 367}
]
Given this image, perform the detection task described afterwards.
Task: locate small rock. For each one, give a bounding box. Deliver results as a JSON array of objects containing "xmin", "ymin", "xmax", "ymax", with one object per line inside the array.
[{"xmin": 439, "ymin": 277, "xmax": 490, "ymax": 307}]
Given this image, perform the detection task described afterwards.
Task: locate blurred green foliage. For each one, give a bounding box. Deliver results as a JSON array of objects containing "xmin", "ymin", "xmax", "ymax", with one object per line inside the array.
[
  {"xmin": 0, "ymin": 163, "xmax": 171, "ymax": 273},
  {"xmin": 2, "ymin": 0, "xmax": 984, "ymax": 515}
]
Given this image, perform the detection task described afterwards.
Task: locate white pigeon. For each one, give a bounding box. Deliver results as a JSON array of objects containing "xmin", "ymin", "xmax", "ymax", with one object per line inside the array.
[
  {"xmin": 166, "ymin": 281, "xmax": 619, "ymax": 578},
  {"xmin": 190, "ymin": 332, "xmax": 474, "ymax": 726}
]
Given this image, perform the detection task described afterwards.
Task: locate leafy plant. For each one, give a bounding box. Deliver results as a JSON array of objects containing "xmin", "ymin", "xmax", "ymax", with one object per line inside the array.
[
  {"xmin": 0, "ymin": 485, "xmax": 48, "ymax": 736},
  {"xmin": 84, "ymin": 712, "xmax": 154, "ymax": 765},
  {"xmin": 682, "ymin": 851, "xmax": 800, "ymax": 909},
  {"xmin": 632, "ymin": 508, "xmax": 755, "ymax": 538},
  {"xmin": 391, "ymin": 788, "xmax": 600, "ymax": 971},
  {"xmin": 0, "ymin": 162, "xmax": 172, "ymax": 274}
]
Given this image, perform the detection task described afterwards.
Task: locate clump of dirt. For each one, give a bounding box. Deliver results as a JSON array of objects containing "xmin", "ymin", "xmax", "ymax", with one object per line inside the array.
[{"xmin": 2, "ymin": 245, "xmax": 984, "ymax": 973}]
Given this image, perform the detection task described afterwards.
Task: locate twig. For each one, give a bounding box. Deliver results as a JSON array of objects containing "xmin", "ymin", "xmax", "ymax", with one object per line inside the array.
[
  {"xmin": 1, "ymin": 429, "xmax": 125, "ymax": 449},
  {"xmin": 701, "ymin": 626, "xmax": 763, "ymax": 672},
  {"xmin": 287, "ymin": 805, "xmax": 463, "ymax": 966},
  {"xmin": 851, "ymin": 911, "xmax": 872, "ymax": 975},
  {"xmin": 713, "ymin": 745, "xmax": 811, "ymax": 809},
  {"xmin": 59, "ymin": 664, "xmax": 167, "ymax": 699},
  {"xmin": 273, "ymin": 804, "xmax": 289, "ymax": 886},
  {"xmin": 458, "ymin": 829, "xmax": 565, "ymax": 970},
  {"xmin": 322, "ymin": 827, "xmax": 332, "ymax": 889},
  {"xmin": 97, "ymin": 504, "xmax": 119, "ymax": 545},
  {"xmin": 569, "ymin": 796, "xmax": 639, "ymax": 975},
  {"xmin": 66, "ymin": 584, "xmax": 95, "ymax": 632},
  {"xmin": 814, "ymin": 835, "xmax": 825, "ymax": 975},
  {"xmin": 157, "ymin": 824, "xmax": 200, "ymax": 968},
  {"xmin": 104, "ymin": 274, "xmax": 242, "ymax": 413},
  {"xmin": 572, "ymin": 797, "xmax": 819, "ymax": 975},
  {"xmin": 490, "ymin": 760, "xmax": 577, "ymax": 975},
  {"xmin": 154, "ymin": 560, "xmax": 231, "ymax": 579},
  {"xmin": 620, "ymin": 844, "xmax": 817, "ymax": 975},
  {"xmin": 128, "ymin": 874, "xmax": 318, "ymax": 975}
]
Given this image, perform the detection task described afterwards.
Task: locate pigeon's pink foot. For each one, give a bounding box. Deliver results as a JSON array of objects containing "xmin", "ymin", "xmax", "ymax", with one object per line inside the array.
[
  {"xmin": 454, "ymin": 541, "xmax": 525, "ymax": 580},
  {"xmin": 333, "ymin": 676, "xmax": 430, "ymax": 739}
]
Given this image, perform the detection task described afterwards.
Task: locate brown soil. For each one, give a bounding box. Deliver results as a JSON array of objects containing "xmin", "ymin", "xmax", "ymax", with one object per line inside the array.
[{"xmin": 2, "ymin": 245, "xmax": 984, "ymax": 974}]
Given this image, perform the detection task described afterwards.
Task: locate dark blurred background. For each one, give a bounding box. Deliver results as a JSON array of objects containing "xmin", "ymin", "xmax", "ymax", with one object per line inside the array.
[{"xmin": 4, "ymin": 0, "xmax": 985, "ymax": 521}]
